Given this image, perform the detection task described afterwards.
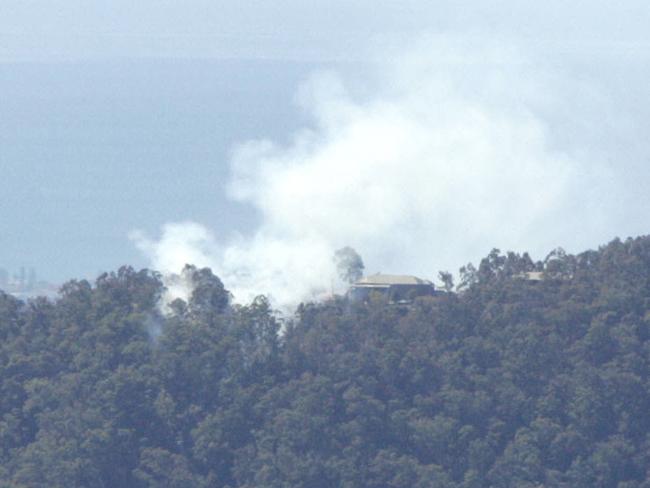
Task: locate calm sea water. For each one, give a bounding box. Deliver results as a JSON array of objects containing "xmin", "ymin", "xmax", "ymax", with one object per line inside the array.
[{"xmin": 0, "ymin": 58, "xmax": 316, "ymax": 282}]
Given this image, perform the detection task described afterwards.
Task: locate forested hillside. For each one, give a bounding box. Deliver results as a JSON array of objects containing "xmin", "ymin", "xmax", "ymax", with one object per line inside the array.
[{"xmin": 3, "ymin": 236, "xmax": 650, "ymax": 487}]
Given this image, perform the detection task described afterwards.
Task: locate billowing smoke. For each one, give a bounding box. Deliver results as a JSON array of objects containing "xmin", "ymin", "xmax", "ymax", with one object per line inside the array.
[
  {"xmin": 130, "ymin": 223, "xmax": 219, "ymax": 308},
  {"xmin": 132, "ymin": 40, "xmax": 621, "ymax": 311}
]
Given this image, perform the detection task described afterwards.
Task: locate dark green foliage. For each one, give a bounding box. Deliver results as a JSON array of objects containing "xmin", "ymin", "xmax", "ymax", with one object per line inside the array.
[
  {"xmin": 4, "ymin": 237, "xmax": 650, "ymax": 486},
  {"xmin": 334, "ymin": 246, "xmax": 365, "ymax": 284}
]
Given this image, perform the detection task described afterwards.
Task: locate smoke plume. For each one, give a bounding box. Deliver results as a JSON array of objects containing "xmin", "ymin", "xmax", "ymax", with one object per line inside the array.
[{"xmin": 132, "ymin": 40, "xmax": 621, "ymax": 311}]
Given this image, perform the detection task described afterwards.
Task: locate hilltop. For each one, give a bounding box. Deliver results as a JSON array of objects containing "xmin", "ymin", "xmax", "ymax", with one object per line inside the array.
[{"xmin": 2, "ymin": 236, "xmax": 650, "ymax": 486}]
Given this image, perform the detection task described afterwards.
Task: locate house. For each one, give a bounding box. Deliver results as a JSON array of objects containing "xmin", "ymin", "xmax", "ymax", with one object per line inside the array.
[
  {"xmin": 515, "ymin": 271, "xmax": 545, "ymax": 282},
  {"xmin": 348, "ymin": 273, "xmax": 436, "ymax": 303}
]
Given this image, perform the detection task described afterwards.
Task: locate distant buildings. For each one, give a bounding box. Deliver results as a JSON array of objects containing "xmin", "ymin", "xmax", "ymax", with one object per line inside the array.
[
  {"xmin": 348, "ymin": 273, "xmax": 436, "ymax": 303},
  {"xmin": 0, "ymin": 266, "xmax": 58, "ymax": 299},
  {"xmin": 0, "ymin": 267, "xmax": 8, "ymax": 289}
]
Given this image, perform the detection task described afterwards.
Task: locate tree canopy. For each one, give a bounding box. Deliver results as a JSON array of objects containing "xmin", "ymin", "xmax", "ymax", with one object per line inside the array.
[
  {"xmin": 334, "ymin": 246, "xmax": 365, "ymax": 284},
  {"xmin": 3, "ymin": 236, "xmax": 650, "ymax": 487}
]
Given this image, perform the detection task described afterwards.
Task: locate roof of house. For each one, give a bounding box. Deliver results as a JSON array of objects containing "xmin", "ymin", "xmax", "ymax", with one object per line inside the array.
[
  {"xmin": 517, "ymin": 271, "xmax": 545, "ymax": 281},
  {"xmin": 353, "ymin": 274, "xmax": 434, "ymax": 287}
]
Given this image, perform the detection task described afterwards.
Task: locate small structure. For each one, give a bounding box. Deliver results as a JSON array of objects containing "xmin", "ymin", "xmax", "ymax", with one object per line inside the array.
[
  {"xmin": 515, "ymin": 271, "xmax": 545, "ymax": 282},
  {"xmin": 348, "ymin": 274, "xmax": 436, "ymax": 303}
]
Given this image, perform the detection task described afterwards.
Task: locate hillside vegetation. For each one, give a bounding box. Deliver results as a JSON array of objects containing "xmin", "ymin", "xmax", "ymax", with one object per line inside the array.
[{"xmin": 3, "ymin": 237, "xmax": 650, "ymax": 487}]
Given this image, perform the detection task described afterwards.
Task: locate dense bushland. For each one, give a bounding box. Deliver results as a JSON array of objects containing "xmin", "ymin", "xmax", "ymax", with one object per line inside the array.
[{"xmin": 3, "ymin": 237, "xmax": 650, "ymax": 487}]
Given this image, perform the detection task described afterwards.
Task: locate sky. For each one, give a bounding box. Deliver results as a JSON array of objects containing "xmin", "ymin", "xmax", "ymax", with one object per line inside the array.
[
  {"xmin": 3, "ymin": 1, "xmax": 650, "ymax": 62},
  {"xmin": 1, "ymin": 1, "xmax": 650, "ymax": 306}
]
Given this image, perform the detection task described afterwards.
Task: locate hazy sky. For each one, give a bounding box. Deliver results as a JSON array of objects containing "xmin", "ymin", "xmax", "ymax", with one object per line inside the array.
[
  {"xmin": 3, "ymin": 1, "xmax": 650, "ymax": 62},
  {"xmin": 1, "ymin": 1, "xmax": 650, "ymax": 293}
]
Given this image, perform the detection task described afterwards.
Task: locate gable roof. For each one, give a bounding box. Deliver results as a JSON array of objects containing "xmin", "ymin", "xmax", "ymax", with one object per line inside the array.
[
  {"xmin": 515, "ymin": 271, "xmax": 545, "ymax": 281},
  {"xmin": 353, "ymin": 274, "xmax": 433, "ymax": 287}
]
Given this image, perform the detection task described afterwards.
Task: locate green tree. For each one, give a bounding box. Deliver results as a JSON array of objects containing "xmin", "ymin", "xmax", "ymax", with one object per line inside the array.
[{"xmin": 334, "ymin": 246, "xmax": 365, "ymax": 284}]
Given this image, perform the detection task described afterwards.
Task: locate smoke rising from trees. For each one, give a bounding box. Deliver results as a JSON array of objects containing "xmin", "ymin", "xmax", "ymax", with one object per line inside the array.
[{"xmin": 133, "ymin": 39, "xmax": 626, "ymax": 310}]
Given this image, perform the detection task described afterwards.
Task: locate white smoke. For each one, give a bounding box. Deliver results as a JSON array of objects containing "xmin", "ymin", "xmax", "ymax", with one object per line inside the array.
[
  {"xmin": 129, "ymin": 222, "xmax": 219, "ymax": 307},
  {"xmin": 132, "ymin": 40, "xmax": 620, "ymax": 311}
]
